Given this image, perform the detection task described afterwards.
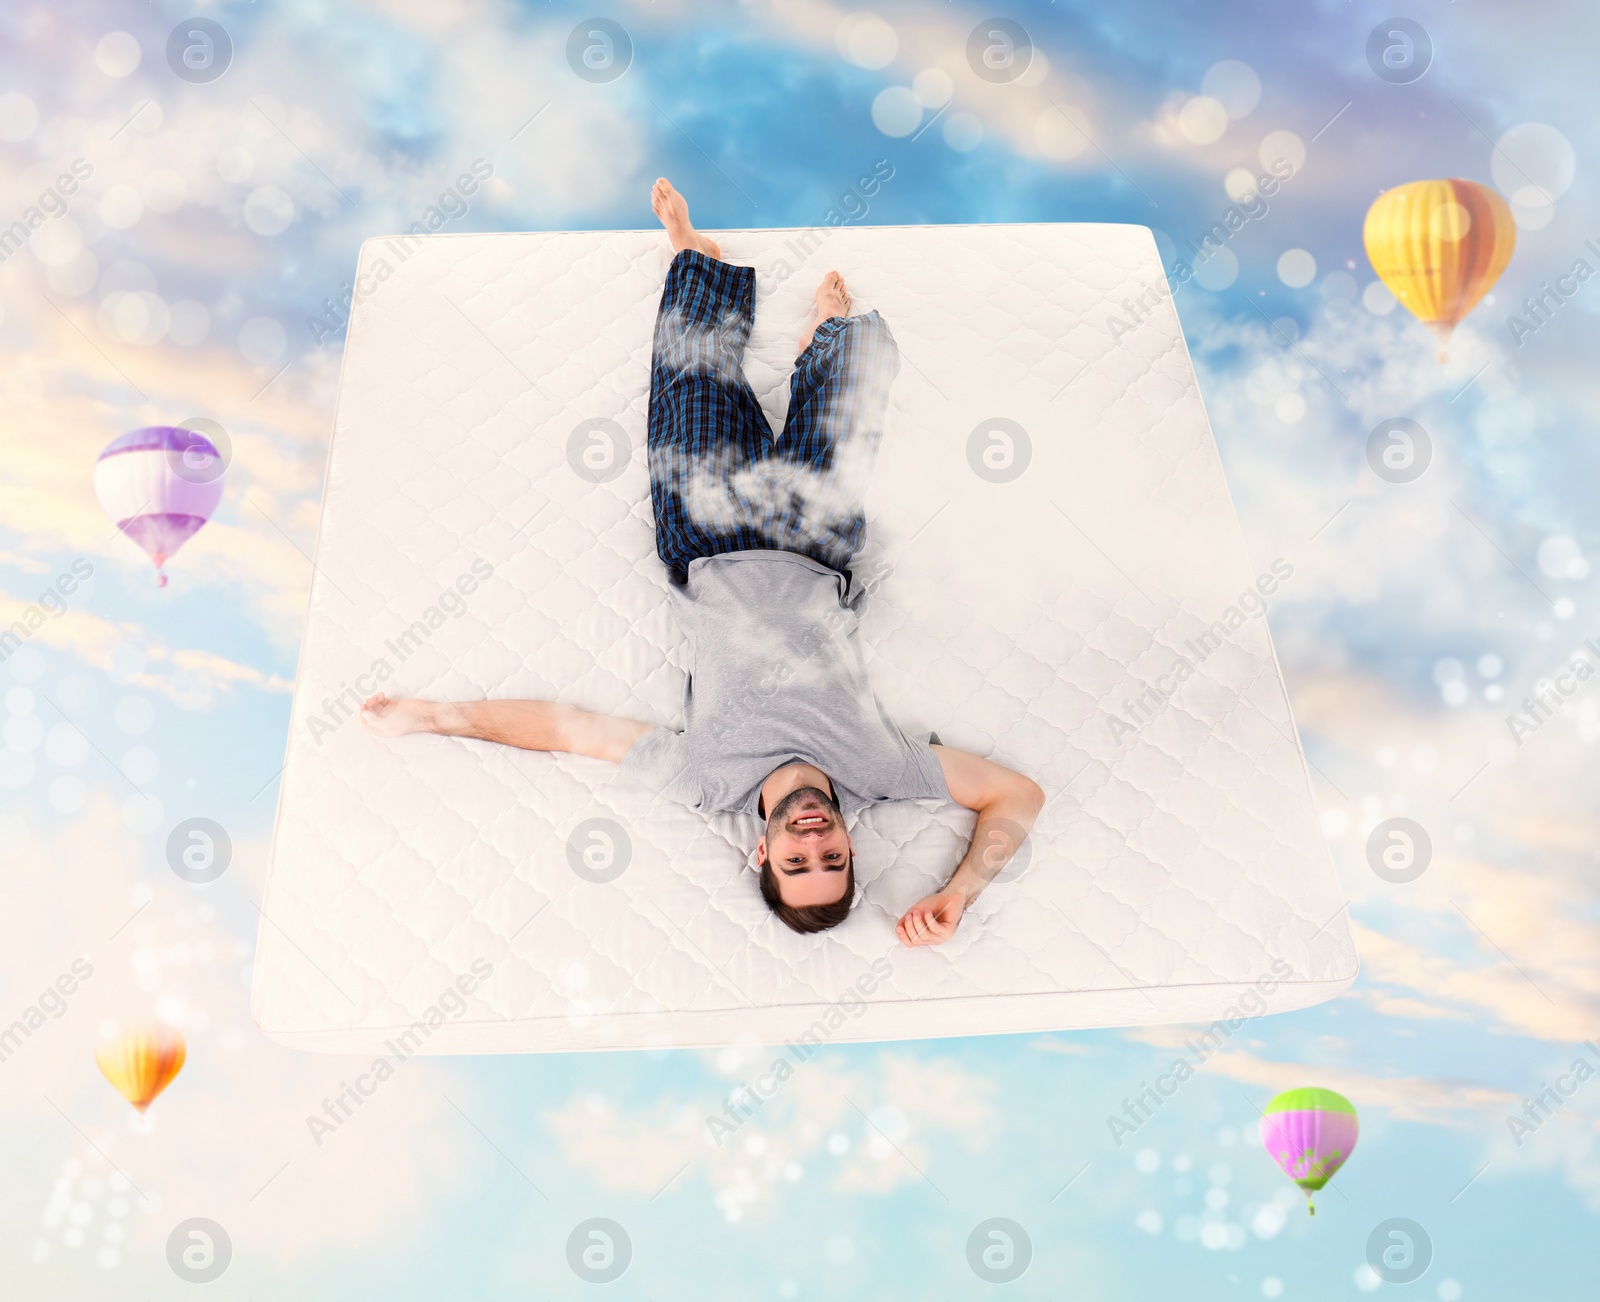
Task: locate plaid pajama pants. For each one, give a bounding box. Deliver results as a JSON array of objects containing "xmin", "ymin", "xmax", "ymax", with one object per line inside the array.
[{"xmin": 647, "ymin": 248, "xmax": 900, "ymax": 591}]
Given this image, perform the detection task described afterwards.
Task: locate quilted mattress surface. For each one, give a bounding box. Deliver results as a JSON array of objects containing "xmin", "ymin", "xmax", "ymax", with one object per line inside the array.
[{"xmin": 254, "ymin": 223, "xmax": 1357, "ymax": 1054}]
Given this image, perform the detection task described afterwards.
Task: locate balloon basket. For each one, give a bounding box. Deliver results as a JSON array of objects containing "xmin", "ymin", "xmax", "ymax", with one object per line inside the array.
[{"xmin": 1426, "ymin": 320, "xmax": 1455, "ymax": 367}]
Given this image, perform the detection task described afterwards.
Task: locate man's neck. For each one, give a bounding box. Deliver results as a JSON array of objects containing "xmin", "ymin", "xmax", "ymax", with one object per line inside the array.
[{"xmin": 758, "ymin": 760, "xmax": 836, "ymax": 819}]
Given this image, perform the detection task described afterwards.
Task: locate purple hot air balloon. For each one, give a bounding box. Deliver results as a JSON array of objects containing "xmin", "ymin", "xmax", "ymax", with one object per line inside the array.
[
  {"xmin": 94, "ymin": 426, "xmax": 226, "ymax": 587},
  {"xmin": 1259, "ymin": 1087, "xmax": 1359, "ymax": 1215}
]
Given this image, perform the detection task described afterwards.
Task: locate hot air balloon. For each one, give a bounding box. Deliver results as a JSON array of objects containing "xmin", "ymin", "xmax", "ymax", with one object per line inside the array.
[
  {"xmin": 1259, "ymin": 1086, "xmax": 1358, "ymax": 1215},
  {"xmin": 95, "ymin": 1023, "xmax": 186, "ymax": 1113},
  {"xmin": 94, "ymin": 426, "xmax": 226, "ymax": 587},
  {"xmin": 1363, "ymin": 178, "xmax": 1516, "ymax": 364}
]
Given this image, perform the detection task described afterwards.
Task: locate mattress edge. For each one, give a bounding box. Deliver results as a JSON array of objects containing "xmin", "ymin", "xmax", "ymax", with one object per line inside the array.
[{"xmin": 253, "ymin": 969, "xmax": 1359, "ymax": 1056}]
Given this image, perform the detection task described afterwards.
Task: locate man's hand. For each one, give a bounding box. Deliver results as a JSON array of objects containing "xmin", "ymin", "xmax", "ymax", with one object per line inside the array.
[
  {"xmin": 896, "ymin": 890, "xmax": 967, "ymax": 948},
  {"xmin": 901, "ymin": 747, "xmax": 1047, "ymax": 949}
]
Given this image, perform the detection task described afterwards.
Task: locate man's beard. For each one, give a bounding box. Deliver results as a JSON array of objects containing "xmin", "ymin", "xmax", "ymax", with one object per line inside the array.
[{"xmin": 767, "ymin": 784, "xmax": 840, "ymax": 841}]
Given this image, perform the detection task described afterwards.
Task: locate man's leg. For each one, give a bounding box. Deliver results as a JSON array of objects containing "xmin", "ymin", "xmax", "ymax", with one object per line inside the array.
[
  {"xmin": 766, "ymin": 272, "xmax": 900, "ymax": 587},
  {"xmin": 647, "ymin": 181, "xmax": 774, "ymax": 584}
]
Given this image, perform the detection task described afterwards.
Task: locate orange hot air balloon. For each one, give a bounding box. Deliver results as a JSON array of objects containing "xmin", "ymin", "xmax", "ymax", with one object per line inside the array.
[
  {"xmin": 96, "ymin": 1024, "xmax": 186, "ymax": 1113},
  {"xmin": 1363, "ymin": 178, "xmax": 1516, "ymax": 364}
]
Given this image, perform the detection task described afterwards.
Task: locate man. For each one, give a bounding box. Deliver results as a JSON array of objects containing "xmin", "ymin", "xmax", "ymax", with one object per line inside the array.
[{"xmin": 362, "ymin": 178, "xmax": 1044, "ymax": 947}]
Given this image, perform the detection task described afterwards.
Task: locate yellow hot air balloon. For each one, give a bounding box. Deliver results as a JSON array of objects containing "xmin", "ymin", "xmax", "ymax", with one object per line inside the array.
[
  {"xmin": 1363, "ymin": 178, "xmax": 1516, "ymax": 363},
  {"xmin": 96, "ymin": 1024, "xmax": 186, "ymax": 1113}
]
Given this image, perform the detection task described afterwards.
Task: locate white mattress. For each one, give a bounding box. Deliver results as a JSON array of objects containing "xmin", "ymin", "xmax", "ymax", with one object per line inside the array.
[{"xmin": 254, "ymin": 223, "xmax": 1357, "ymax": 1054}]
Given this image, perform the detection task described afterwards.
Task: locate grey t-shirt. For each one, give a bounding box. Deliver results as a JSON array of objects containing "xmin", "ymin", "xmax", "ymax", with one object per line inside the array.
[{"xmin": 621, "ymin": 550, "xmax": 950, "ymax": 818}]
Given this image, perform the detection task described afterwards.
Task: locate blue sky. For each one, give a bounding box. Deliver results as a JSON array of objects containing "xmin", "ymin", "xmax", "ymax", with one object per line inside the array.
[{"xmin": 1, "ymin": 0, "xmax": 1597, "ymax": 1296}]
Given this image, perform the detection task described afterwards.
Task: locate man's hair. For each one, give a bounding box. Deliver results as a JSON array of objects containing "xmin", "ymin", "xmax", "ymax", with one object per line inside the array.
[{"xmin": 757, "ymin": 849, "xmax": 855, "ymax": 934}]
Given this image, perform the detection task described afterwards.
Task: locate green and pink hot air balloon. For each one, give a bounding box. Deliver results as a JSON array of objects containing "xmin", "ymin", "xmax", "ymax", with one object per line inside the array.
[
  {"xmin": 94, "ymin": 426, "xmax": 225, "ymax": 587},
  {"xmin": 1260, "ymin": 1087, "xmax": 1358, "ymax": 1216}
]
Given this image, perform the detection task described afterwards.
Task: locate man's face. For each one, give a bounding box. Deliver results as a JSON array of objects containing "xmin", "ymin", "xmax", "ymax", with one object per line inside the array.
[{"xmin": 760, "ymin": 785, "xmax": 850, "ymax": 907}]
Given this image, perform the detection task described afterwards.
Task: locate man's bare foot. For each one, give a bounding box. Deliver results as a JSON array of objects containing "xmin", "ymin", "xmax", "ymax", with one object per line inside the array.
[
  {"xmin": 797, "ymin": 270, "xmax": 852, "ymax": 352},
  {"xmin": 360, "ymin": 692, "xmax": 439, "ymax": 738},
  {"xmin": 651, "ymin": 178, "xmax": 722, "ymax": 260}
]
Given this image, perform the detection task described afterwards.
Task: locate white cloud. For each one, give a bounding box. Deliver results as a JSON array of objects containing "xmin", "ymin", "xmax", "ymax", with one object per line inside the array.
[
  {"xmin": 0, "ymin": 549, "xmax": 52, "ymax": 574},
  {"xmin": 1122, "ymin": 1034, "xmax": 1516, "ymax": 1131},
  {"xmin": 0, "ymin": 593, "xmax": 292, "ymax": 702},
  {"xmin": 751, "ymin": 0, "xmax": 1107, "ymax": 171},
  {"xmin": 0, "ymin": 795, "xmax": 479, "ymax": 1276},
  {"xmin": 1269, "ymin": 666, "xmax": 1600, "ymax": 1041},
  {"xmin": 543, "ymin": 1048, "xmax": 997, "ymax": 1219}
]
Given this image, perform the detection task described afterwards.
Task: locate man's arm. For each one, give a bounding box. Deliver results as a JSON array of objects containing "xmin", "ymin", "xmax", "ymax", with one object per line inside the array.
[
  {"xmin": 895, "ymin": 744, "xmax": 1046, "ymax": 948},
  {"xmin": 361, "ymin": 694, "xmax": 656, "ymax": 764}
]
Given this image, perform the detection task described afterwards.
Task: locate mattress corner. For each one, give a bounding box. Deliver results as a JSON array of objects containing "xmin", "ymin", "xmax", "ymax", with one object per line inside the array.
[
  {"xmin": 1338, "ymin": 946, "xmax": 1361, "ymax": 987},
  {"xmin": 353, "ymin": 234, "xmax": 389, "ymax": 274},
  {"xmin": 1116, "ymin": 222, "xmax": 1162, "ymax": 249},
  {"xmin": 248, "ymin": 968, "xmax": 297, "ymax": 1049}
]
